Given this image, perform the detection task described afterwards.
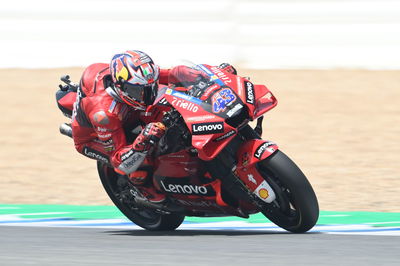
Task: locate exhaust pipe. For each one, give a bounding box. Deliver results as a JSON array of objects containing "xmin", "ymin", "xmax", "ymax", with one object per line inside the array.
[{"xmin": 59, "ymin": 123, "xmax": 72, "ymax": 138}]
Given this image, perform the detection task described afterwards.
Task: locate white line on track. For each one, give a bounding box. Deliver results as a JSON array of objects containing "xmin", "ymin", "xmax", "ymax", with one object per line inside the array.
[{"xmin": 1, "ymin": 216, "xmax": 399, "ymax": 236}]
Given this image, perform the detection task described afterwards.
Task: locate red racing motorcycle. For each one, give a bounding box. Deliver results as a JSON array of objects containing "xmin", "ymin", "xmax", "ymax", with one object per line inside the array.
[{"xmin": 56, "ymin": 63, "xmax": 319, "ymax": 233}]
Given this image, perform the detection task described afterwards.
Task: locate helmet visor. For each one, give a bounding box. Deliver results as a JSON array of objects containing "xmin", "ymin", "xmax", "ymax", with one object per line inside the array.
[{"xmin": 121, "ymin": 82, "xmax": 157, "ymax": 106}]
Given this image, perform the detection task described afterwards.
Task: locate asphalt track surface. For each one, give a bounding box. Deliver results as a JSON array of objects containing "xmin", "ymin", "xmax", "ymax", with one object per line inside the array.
[{"xmin": 1, "ymin": 226, "xmax": 399, "ymax": 266}]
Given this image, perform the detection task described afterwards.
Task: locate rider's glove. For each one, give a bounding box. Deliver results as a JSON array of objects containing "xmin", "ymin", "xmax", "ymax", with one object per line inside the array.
[
  {"xmin": 218, "ymin": 63, "xmax": 237, "ymax": 75},
  {"xmin": 132, "ymin": 122, "xmax": 166, "ymax": 152},
  {"xmin": 169, "ymin": 65, "xmax": 208, "ymax": 84}
]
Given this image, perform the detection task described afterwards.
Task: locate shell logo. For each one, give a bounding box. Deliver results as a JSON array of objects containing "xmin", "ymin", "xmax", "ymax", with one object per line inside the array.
[{"xmin": 259, "ymin": 188, "xmax": 269, "ymax": 199}]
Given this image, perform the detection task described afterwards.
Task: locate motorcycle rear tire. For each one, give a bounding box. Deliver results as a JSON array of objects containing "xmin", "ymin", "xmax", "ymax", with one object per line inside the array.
[
  {"xmin": 258, "ymin": 150, "xmax": 319, "ymax": 233},
  {"xmin": 97, "ymin": 162, "xmax": 185, "ymax": 231}
]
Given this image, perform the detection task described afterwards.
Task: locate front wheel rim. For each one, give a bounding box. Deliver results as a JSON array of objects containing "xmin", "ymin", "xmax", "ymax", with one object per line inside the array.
[{"xmin": 258, "ymin": 166, "xmax": 302, "ymax": 228}]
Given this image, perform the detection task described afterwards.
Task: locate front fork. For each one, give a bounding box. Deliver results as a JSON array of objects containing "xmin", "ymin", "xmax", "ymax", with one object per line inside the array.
[
  {"xmin": 206, "ymin": 125, "xmax": 279, "ymax": 210},
  {"xmin": 235, "ymin": 139, "xmax": 278, "ymax": 203}
]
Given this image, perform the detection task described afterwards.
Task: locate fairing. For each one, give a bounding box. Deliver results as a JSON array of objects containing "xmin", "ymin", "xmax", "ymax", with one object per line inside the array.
[
  {"xmin": 151, "ymin": 63, "xmax": 278, "ymax": 160},
  {"xmin": 147, "ymin": 62, "xmax": 281, "ymax": 213}
]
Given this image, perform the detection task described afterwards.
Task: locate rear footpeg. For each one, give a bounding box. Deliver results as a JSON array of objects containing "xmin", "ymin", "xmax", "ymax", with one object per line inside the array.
[{"xmin": 130, "ymin": 190, "xmax": 184, "ymax": 214}]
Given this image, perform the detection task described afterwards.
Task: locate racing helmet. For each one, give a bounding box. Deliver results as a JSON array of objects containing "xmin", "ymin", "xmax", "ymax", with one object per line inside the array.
[{"xmin": 110, "ymin": 50, "xmax": 160, "ymax": 110}]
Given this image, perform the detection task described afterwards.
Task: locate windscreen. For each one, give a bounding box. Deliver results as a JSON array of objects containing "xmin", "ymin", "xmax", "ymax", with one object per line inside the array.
[{"xmin": 168, "ymin": 62, "xmax": 246, "ymax": 121}]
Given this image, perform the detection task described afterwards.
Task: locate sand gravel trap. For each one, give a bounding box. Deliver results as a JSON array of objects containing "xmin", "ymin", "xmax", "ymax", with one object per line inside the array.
[{"xmin": 1, "ymin": 68, "xmax": 399, "ymax": 212}]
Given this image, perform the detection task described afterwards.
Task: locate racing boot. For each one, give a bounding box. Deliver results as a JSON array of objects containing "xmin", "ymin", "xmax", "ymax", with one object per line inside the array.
[
  {"xmin": 128, "ymin": 170, "xmax": 166, "ymax": 204},
  {"xmin": 136, "ymin": 185, "xmax": 166, "ymax": 204}
]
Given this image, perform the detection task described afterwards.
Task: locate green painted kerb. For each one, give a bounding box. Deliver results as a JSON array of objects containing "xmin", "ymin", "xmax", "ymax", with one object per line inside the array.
[
  {"xmin": 0, "ymin": 204, "xmax": 123, "ymax": 220},
  {"xmin": 1, "ymin": 204, "xmax": 400, "ymax": 227}
]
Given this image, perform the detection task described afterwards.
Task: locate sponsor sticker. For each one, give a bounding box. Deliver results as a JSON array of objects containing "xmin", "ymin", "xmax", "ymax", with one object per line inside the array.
[
  {"xmin": 226, "ymin": 103, "xmax": 243, "ymax": 117},
  {"xmin": 254, "ymin": 141, "xmax": 276, "ymax": 159},
  {"xmin": 83, "ymin": 147, "xmax": 109, "ymax": 164},
  {"xmin": 171, "ymin": 97, "xmax": 199, "ymax": 113},
  {"xmin": 161, "ymin": 180, "xmax": 208, "ymax": 195},
  {"xmin": 213, "ymin": 130, "xmax": 236, "ymax": 142},
  {"xmin": 98, "ymin": 133, "xmax": 112, "ymax": 139},
  {"xmin": 176, "ymin": 199, "xmax": 220, "ymax": 208},
  {"xmin": 210, "ymin": 66, "xmax": 232, "ymax": 84},
  {"xmin": 97, "ymin": 127, "xmax": 108, "ymax": 132},
  {"xmin": 201, "ymin": 84, "xmax": 220, "ymax": 100},
  {"xmin": 259, "ymin": 188, "xmax": 269, "ymax": 199},
  {"xmin": 187, "ymin": 115, "xmax": 217, "ymax": 122},
  {"xmin": 171, "ymin": 90, "xmax": 202, "ymax": 105},
  {"xmin": 121, "ymin": 149, "xmax": 134, "ymax": 161},
  {"xmin": 118, "ymin": 151, "xmax": 146, "ymax": 173},
  {"xmin": 192, "ymin": 122, "xmax": 224, "ymax": 135},
  {"xmin": 236, "ymin": 77, "xmax": 244, "ymax": 97},
  {"xmin": 244, "ymin": 81, "xmax": 255, "ymax": 105},
  {"xmin": 95, "ymin": 138, "xmax": 113, "ymax": 146},
  {"xmin": 254, "ymin": 180, "xmax": 276, "ymax": 203},
  {"xmin": 104, "ymin": 146, "xmax": 115, "ymax": 152}
]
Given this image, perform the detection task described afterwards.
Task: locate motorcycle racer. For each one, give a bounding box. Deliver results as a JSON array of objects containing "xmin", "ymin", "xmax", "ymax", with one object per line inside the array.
[{"xmin": 71, "ymin": 50, "xmax": 235, "ymax": 203}]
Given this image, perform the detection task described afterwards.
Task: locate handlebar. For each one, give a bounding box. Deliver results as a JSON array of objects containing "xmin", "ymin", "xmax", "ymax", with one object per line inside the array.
[
  {"xmin": 59, "ymin": 75, "xmax": 79, "ymax": 92},
  {"xmin": 60, "ymin": 75, "xmax": 70, "ymax": 84}
]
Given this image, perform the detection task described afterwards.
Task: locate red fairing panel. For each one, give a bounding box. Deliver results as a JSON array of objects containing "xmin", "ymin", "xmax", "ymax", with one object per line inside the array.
[
  {"xmin": 58, "ymin": 91, "xmax": 77, "ymax": 111},
  {"xmin": 191, "ymin": 128, "xmax": 237, "ymax": 160},
  {"xmin": 252, "ymin": 84, "xmax": 277, "ymax": 120},
  {"xmin": 154, "ymin": 150, "xmax": 201, "ymax": 178},
  {"xmin": 237, "ymin": 139, "xmax": 279, "ymax": 168},
  {"xmin": 234, "ymin": 139, "xmax": 279, "ymax": 198}
]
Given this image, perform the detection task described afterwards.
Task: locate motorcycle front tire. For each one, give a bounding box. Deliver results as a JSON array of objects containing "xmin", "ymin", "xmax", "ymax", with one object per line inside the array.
[{"xmin": 257, "ymin": 150, "xmax": 319, "ymax": 233}]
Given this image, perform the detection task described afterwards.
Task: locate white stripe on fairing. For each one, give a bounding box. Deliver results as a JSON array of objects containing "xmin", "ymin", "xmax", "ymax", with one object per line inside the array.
[{"xmin": 1, "ymin": 0, "xmax": 400, "ymax": 69}]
